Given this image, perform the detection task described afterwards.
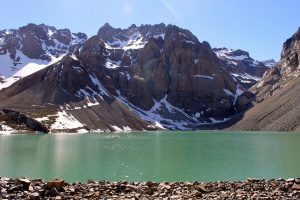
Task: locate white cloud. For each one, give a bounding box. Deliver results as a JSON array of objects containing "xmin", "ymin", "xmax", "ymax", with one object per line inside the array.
[
  {"xmin": 123, "ymin": 3, "xmax": 133, "ymax": 15},
  {"xmin": 162, "ymin": 0, "xmax": 182, "ymax": 22}
]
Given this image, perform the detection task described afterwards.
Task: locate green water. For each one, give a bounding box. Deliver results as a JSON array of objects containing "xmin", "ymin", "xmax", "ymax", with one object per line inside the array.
[{"xmin": 0, "ymin": 131, "xmax": 300, "ymax": 182}]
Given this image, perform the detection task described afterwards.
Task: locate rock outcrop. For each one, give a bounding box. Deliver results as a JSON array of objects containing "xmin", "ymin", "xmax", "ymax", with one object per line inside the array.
[{"xmin": 1, "ymin": 109, "xmax": 49, "ymax": 133}]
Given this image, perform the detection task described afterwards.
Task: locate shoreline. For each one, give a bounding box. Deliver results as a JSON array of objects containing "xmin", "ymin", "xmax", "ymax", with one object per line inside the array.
[
  {"xmin": 0, "ymin": 130, "xmax": 296, "ymax": 135},
  {"xmin": 1, "ymin": 177, "xmax": 300, "ymax": 199}
]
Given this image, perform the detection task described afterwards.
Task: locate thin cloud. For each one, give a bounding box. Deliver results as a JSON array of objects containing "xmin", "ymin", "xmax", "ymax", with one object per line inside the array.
[
  {"xmin": 162, "ymin": 1, "xmax": 182, "ymax": 22},
  {"xmin": 123, "ymin": 3, "xmax": 133, "ymax": 15}
]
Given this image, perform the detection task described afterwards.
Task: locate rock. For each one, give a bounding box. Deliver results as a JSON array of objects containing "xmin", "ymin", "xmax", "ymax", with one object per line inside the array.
[
  {"xmin": 145, "ymin": 181, "xmax": 157, "ymax": 188},
  {"xmin": 286, "ymin": 178, "xmax": 295, "ymax": 183},
  {"xmin": 247, "ymin": 178, "xmax": 260, "ymax": 183},
  {"xmin": 236, "ymin": 94, "xmax": 252, "ymax": 112},
  {"xmin": 158, "ymin": 182, "xmax": 171, "ymax": 190},
  {"xmin": 28, "ymin": 185, "xmax": 34, "ymax": 191},
  {"xmin": 1, "ymin": 108, "xmax": 49, "ymax": 133},
  {"xmin": 15, "ymin": 178, "xmax": 31, "ymax": 190},
  {"xmin": 8, "ymin": 184, "xmax": 23, "ymax": 192},
  {"xmin": 195, "ymin": 185, "xmax": 208, "ymax": 193},
  {"xmin": 292, "ymin": 184, "xmax": 300, "ymax": 191},
  {"xmin": 47, "ymin": 179, "xmax": 65, "ymax": 191},
  {"xmin": 170, "ymin": 195, "xmax": 180, "ymax": 199},
  {"xmin": 26, "ymin": 118, "xmax": 49, "ymax": 133},
  {"xmin": 29, "ymin": 192, "xmax": 40, "ymax": 200},
  {"xmin": 50, "ymin": 187, "xmax": 59, "ymax": 196},
  {"xmin": 192, "ymin": 190, "xmax": 202, "ymax": 197},
  {"xmin": 279, "ymin": 27, "xmax": 300, "ymax": 79}
]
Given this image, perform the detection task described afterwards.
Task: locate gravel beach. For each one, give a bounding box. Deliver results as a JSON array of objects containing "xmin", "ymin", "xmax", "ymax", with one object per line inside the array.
[{"xmin": 1, "ymin": 177, "xmax": 300, "ymax": 199}]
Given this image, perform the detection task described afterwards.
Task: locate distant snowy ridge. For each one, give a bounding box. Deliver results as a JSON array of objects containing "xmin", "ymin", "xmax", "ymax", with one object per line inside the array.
[{"xmin": 0, "ymin": 23, "xmax": 87, "ymax": 90}]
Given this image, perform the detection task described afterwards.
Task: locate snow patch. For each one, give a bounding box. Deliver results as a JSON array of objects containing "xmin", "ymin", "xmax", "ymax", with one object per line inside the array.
[
  {"xmin": 105, "ymin": 58, "xmax": 121, "ymax": 69},
  {"xmin": 231, "ymin": 73, "xmax": 260, "ymax": 81},
  {"xmin": 115, "ymin": 92, "xmax": 199, "ymax": 130},
  {"xmin": 215, "ymin": 49, "xmax": 249, "ymax": 61},
  {"xmin": 111, "ymin": 125, "xmax": 132, "ymax": 132},
  {"xmin": 77, "ymin": 129, "xmax": 89, "ymax": 133},
  {"xmin": 209, "ymin": 117, "xmax": 230, "ymax": 124},
  {"xmin": 223, "ymin": 89, "xmax": 234, "ymax": 96},
  {"xmin": 153, "ymin": 34, "xmax": 165, "ymax": 39},
  {"xmin": 0, "ymin": 53, "xmax": 65, "ymax": 90},
  {"xmin": 105, "ymin": 32, "xmax": 146, "ymax": 51},
  {"xmin": 193, "ymin": 75, "xmax": 214, "ymax": 80},
  {"xmin": 35, "ymin": 116, "xmax": 49, "ymax": 122},
  {"xmin": 0, "ymin": 38, "xmax": 5, "ymax": 45},
  {"xmin": 0, "ymin": 124, "xmax": 15, "ymax": 134},
  {"xmin": 51, "ymin": 110, "xmax": 85, "ymax": 130},
  {"xmin": 89, "ymin": 73, "xmax": 110, "ymax": 97}
]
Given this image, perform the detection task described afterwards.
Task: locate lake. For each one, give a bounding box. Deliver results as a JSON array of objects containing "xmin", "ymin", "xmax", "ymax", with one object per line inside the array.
[{"xmin": 0, "ymin": 131, "xmax": 300, "ymax": 182}]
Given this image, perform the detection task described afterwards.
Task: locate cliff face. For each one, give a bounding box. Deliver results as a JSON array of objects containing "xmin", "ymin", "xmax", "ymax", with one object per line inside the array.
[
  {"xmin": 0, "ymin": 23, "xmax": 270, "ymax": 132},
  {"xmin": 279, "ymin": 27, "xmax": 300, "ymax": 78},
  {"xmin": 230, "ymin": 27, "xmax": 300, "ymax": 131}
]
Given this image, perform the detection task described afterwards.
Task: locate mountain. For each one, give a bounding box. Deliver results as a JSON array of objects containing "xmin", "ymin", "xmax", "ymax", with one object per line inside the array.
[
  {"xmin": 0, "ymin": 23, "xmax": 87, "ymax": 89},
  {"xmin": 213, "ymin": 48, "xmax": 270, "ymax": 89},
  {"xmin": 229, "ymin": 27, "xmax": 300, "ymax": 131},
  {"xmin": 261, "ymin": 59, "xmax": 277, "ymax": 68},
  {"xmin": 0, "ymin": 23, "xmax": 270, "ymax": 133}
]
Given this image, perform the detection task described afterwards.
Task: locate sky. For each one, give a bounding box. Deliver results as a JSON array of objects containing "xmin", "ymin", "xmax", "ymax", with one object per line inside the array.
[{"xmin": 0, "ymin": 0, "xmax": 299, "ymax": 61}]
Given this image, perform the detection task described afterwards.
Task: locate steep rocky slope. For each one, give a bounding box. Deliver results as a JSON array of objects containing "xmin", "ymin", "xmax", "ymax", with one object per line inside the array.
[
  {"xmin": 230, "ymin": 27, "xmax": 300, "ymax": 131},
  {"xmin": 0, "ymin": 23, "xmax": 270, "ymax": 133}
]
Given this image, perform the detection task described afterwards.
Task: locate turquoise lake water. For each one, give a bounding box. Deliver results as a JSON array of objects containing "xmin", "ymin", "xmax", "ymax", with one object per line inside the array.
[{"xmin": 0, "ymin": 131, "xmax": 300, "ymax": 182}]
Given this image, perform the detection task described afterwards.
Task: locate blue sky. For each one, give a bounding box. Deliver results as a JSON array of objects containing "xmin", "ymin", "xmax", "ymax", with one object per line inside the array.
[{"xmin": 1, "ymin": 0, "xmax": 299, "ymax": 61}]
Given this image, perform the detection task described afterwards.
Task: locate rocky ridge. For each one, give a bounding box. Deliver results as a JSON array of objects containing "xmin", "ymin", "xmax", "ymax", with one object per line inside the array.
[{"xmin": 1, "ymin": 177, "xmax": 300, "ymax": 199}]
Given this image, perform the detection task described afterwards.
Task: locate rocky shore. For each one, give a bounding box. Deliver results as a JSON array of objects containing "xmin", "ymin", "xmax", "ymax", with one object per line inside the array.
[{"xmin": 1, "ymin": 177, "xmax": 300, "ymax": 199}]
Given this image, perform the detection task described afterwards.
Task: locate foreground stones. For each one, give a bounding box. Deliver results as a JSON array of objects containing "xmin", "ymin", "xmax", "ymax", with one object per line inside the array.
[{"xmin": 1, "ymin": 177, "xmax": 300, "ymax": 199}]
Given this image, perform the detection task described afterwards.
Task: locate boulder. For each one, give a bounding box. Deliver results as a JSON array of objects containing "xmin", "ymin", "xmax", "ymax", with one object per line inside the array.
[
  {"xmin": 1, "ymin": 108, "xmax": 49, "ymax": 133},
  {"xmin": 236, "ymin": 92, "xmax": 254, "ymax": 112},
  {"xmin": 26, "ymin": 118, "xmax": 49, "ymax": 133},
  {"xmin": 46, "ymin": 179, "xmax": 65, "ymax": 191},
  {"xmin": 15, "ymin": 178, "xmax": 31, "ymax": 190}
]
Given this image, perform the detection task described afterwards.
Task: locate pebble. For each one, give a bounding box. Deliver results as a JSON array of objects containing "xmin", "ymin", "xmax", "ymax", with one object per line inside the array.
[{"xmin": 286, "ymin": 178, "xmax": 295, "ymax": 182}]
